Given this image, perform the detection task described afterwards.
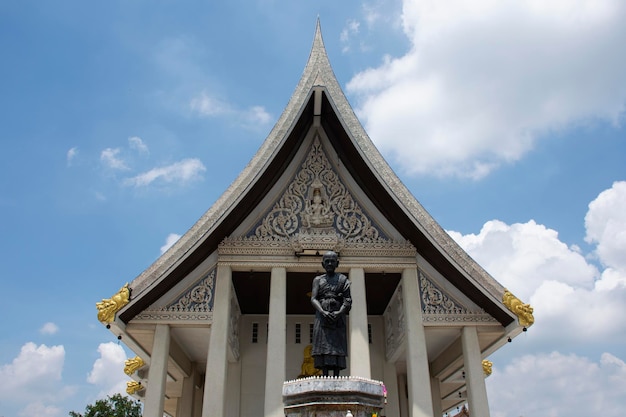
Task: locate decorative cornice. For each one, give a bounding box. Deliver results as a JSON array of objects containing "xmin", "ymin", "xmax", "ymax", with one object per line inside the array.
[
  {"xmin": 502, "ymin": 289, "xmax": 534, "ymax": 328},
  {"xmin": 96, "ymin": 283, "xmax": 130, "ymax": 324}
]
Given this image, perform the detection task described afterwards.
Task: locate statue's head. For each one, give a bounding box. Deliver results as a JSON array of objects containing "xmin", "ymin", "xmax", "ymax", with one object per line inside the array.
[{"xmin": 321, "ymin": 251, "xmax": 339, "ymax": 272}]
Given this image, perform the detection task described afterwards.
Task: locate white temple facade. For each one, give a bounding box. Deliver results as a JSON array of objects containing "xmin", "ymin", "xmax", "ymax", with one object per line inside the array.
[{"xmin": 97, "ymin": 22, "xmax": 534, "ymax": 417}]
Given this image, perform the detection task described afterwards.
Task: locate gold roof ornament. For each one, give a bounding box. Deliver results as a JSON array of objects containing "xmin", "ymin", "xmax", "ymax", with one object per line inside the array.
[
  {"xmin": 126, "ymin": 380, "xmax": 143, "ymax": 395},
  {"xmin": 482, "ymin": 359, "xmax": 493, "ymax": 376},
  {"xmin": 96, "ymin": 283, "xmax": 130, "ymax": 324},
  {"xmin": 502, "ymin": 289, "xmax": 534, "ymax": 328},
  {"xmin": 124, "ymin": 356, "xmax": 145, "ymax": 376}
]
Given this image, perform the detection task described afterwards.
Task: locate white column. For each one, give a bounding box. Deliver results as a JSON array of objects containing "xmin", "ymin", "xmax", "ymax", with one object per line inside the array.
[
  {"xmin": 176, "ymin": 363, "xmax": 198, "ymax": 417},
  {"xmin": 177, "ymin": 364, "xmax": 197, "ymax": 417},
  {"xmin": 461, "ymin": 326, "xmax": 491, "ymax": 417},
  {"xmin": 430, "ymin": 376, "xmax": 442, "ymax": 417},
  {"xmin": 402, "ymin": 267, "xmax": 434, "ymax": 417},
  {"xmin": 144, "ymin": 324, "xmax": 171, "ymax": 417},
  {"xmin": 264, "ymin": 267, "xmax": 286, "ymax": 417},
  {"xmin": 349, "ymin": 267, "xmax": 371, "ymax": 378},
  {"xmin": 202, "ymin": 265, "xmax": 232, "ymax": 417},
  {"xmin": 383, "ymin": 360, "xmax": 400, "ymax": 417}
]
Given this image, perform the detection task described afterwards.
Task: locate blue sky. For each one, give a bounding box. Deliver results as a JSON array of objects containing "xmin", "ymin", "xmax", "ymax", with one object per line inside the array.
[{"xmin": 1, "ymin": 1, "xmax": 625, "ymax": 416}]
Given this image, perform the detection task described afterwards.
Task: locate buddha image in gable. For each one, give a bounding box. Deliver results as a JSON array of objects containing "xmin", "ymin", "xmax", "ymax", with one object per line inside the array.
[{"xmin": 302, "ymin": 179, "xmax": 333, "ymax": 228}]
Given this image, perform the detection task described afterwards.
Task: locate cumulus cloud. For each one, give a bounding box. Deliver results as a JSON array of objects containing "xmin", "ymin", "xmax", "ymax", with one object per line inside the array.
[
  {"xmin": 40, "ymin": 322, "xmax": 59, "ymax": 335},
  {"xmin": 100, "ymin": 148, "xmax": 129, "ymax": 171},
  {"xmin": 123, "ymin": 158, "xmax": 206, "ymax": 187},
  {"xmin": 0, "ymin": 342, "xmax": 75, "ymax": 416},
  {"xmin": 347, "ymin": 0, "xmax": 626, "ymax": 178},
  {"xmin": 487, "ymin": 352, "xmax": 626, "ymax": 417},
  {"xmin": 87, "ymin": 342, "xmax": 128, "ymax": 398},
  {"xmin": 448, "ymin": 181, "xmax": 626, "ymax": 415},
  {"xmin": 448, "ymin": 220, "xmax": 599, "ymax": 301},
  {"xmin": 160, "ymin": 233, "xmax": 181, "ymax": 254},
  {"xmin": 449, "ymin": 185, "xmax": 626, "ymax": 346},
  {"xmin": 585, "ymin": 181, "xmax": 626, "ymax": 273}
]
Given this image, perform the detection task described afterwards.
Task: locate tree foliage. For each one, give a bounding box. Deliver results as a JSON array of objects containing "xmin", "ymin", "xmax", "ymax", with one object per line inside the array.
[{"xmin": 69, "ymin": 393, "xmax": 142, "ymax": 417}]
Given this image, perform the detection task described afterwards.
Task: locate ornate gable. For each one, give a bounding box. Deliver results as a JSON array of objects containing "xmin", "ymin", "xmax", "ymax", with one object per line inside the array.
[{"xmin": 219, "ymin": 135, "xmax": 415, "ymax": 258}]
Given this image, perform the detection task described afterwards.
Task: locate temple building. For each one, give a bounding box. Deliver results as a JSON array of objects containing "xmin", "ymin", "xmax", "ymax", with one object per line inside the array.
[{"xmin": 97, "ymin": 21, "xmax": 533, "ymax": 417}]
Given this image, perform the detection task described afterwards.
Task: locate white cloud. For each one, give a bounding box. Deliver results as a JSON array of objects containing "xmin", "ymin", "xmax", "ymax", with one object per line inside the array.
[
  {"xmin": 87, "ymin": 342, "xmax": 128, "ymax": 398},
  {"xmin": 347, "ymin": 0, "xmax": 626, "ymax": 178},
  {"xmin": 40, "ymin": 322, "xmax": 59, "ymax": 335},
  {"xmin": 160, "ymin": 233, "xmax": 181, "ymax": 254},
  {"xmin": 585, "ymin": 181, "xmax": 626, "ymax": 272},
  {"xmin": 444, "ymin": 183, "xmax": 626, "ymax": 416},
  {"xmin": 340, "ymin": 19, "xmax": 361, "ymax": 53},
  {"xmin": 128, "ymin": 136, "xmax": 149, "ymax": 154},
  {"xmin": 100, "ymin": 148, "xmax": 129, "ymax": 171},
  {"xmin": 448, "ymin": 181, "xmax": 626, "ymax": 349},
  {"xmin": 19, "ymin": 402, "xmax": 62, "ymax": 417},
  {"xmin": 190, "ymin": 91, "xmax": 231, "ymax": 117},
  {"xmin": 190, "ymin": 92, "xmax": 272, "ymax": 129},
  {"xmin": 123, "ymin": 158, "xmax": 206, "ymax": 187},
  {"xmin": 245, "ymin": 105, "xmax": 272, "ymax": 125},
  {"xmin": 487, "ymin": 351, "xmax": 626, "ymax": 417},
  {"xmin": 448, "ymin": 219, "xmax": 599, "ymax": 301},
  {"xmin": 0, "ymin": 342, "xmax": 75, "ymax": 416},
  {"xmin": 66, "ymin": 147, "xmax": 78, "ymax": 166}
]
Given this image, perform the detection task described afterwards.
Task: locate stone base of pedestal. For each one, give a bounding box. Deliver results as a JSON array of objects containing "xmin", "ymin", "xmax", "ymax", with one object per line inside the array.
[{"xmin": 283, "ymin": 376, "xmax": 385, "ymax": 417}]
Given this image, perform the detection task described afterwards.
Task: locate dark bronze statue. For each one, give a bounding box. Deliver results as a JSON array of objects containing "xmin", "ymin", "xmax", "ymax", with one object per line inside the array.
[{"xmin": 310, "ymin": 251, "xmax": 352, "ymax": 376}]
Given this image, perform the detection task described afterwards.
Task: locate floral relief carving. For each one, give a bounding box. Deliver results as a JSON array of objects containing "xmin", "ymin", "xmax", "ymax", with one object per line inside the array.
[
  {"xmin": 164, "ymin": 269, "xmax": 216, "ymax": 313},
  {"xmin": 419, "ymin": 270, "xmax": 469, "ymax": 315}
]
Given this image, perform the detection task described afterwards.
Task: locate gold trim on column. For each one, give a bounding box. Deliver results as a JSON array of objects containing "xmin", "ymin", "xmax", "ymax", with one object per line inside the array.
[
  {"xmin": 502, "ymin": 289, "xmax": 534, "ymax": 327},
  {"xmin": 96, "ymin": 283, "xmax": 130, "ymax": 324}
]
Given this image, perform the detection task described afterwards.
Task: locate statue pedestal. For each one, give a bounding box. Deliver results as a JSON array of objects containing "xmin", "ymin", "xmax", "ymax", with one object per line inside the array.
[{"xmin": 283, "ymin": 376, "xmax": 385, "ymax": 417}]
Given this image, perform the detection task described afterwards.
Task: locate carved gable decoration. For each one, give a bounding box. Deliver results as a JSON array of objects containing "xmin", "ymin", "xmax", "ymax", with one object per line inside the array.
[
  {"xmin": 419, "ymin": 269, "xmax": 497, "ymax": 325},
  {"xmin": 135, "ymin": 269, "xmax": 216, "ymax": 322},
  {"xmin": 220, "ymin": 136, "xmax": 415, "ymax": 257}
]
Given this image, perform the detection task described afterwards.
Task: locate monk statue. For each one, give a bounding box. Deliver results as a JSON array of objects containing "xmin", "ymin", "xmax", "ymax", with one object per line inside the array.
[{"xmin": 310, "ymin": 251, "xmax": 352, "ymax": 377}]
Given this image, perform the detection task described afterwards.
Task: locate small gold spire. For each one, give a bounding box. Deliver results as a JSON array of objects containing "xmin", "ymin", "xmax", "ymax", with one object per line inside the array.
[
  {"xmin": 126, "ymin": 380, "xmax": 143, "ymax": 395},
  {"xmin": 124, "ymin": 356, "xmax": 145, "ymax": 376},
  {"xmin": 482, "ymin": 359, "xmax": 493, "ymax": 376},
  {"xmin": 96, "ymin": 283, "xmax": 130, "ymax": 324},
  {"xmin": 502, "ymin": 289, "xmax": 534, "ymax": 328}
]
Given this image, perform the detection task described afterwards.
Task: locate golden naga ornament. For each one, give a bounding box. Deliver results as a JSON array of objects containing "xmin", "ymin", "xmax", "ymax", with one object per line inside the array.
[
  {"xmin": 126, "ymin": 380, "xmax": 143, "ymax": 395},
  {"xmin": 96, "ymin": 283, "xmax": 130, "ymax": 324},
  {"xmin": 482, "ymin": 359, "xmax": 493, "ymax": 376},
  {"xmin": 124, "ymin": 356, "xmax": 145, "ymax": 376},
  {"xmin": 502, "ymin": 289, "xmax": 534, "ymax": 328}
]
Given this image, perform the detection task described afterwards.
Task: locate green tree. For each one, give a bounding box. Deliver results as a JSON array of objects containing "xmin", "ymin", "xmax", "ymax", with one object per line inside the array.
[{"xmin": 69, "ymin": 393, "xmax": 142, "ymax": 417}]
